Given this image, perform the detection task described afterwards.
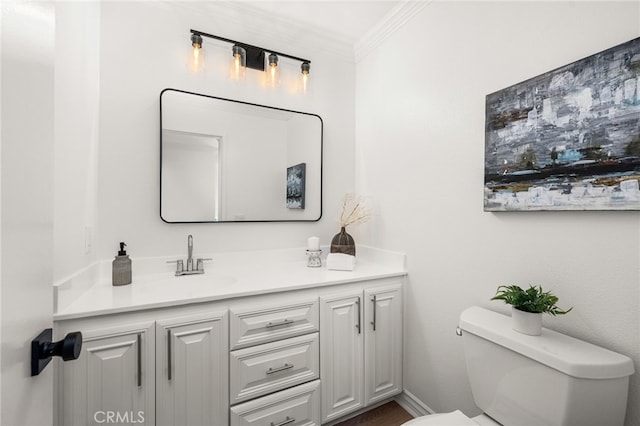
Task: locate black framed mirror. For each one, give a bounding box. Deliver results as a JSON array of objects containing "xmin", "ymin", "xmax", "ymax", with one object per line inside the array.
[{"xmin": 160, "ymin": 89, "xmax": 323, "ymax": 223}]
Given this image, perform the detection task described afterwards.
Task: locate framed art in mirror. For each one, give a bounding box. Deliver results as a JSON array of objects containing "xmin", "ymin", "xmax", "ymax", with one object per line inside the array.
[{"xmin": 286, "ymin": 163, "xmax": 306, "ymax": 210}]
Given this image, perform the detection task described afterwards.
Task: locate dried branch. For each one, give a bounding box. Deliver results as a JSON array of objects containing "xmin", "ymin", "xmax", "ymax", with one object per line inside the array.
[{"xmin": 339, "ymin": 193, "xmax": 371, "ymax": 228}]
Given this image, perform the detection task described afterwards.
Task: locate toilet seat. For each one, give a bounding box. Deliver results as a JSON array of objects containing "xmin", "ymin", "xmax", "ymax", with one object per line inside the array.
[{"xmin": 402, "ymin": 410, "xmax": 479, "ymax": 425}]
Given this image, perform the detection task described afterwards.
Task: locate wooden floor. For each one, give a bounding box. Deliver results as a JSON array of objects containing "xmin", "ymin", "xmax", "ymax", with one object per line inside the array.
[{"xmin": 335, "ymin": 401, "xmax": 414, "ymax": 426}]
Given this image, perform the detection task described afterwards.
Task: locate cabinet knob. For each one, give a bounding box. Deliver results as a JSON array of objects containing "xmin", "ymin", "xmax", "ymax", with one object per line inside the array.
[{"xmin": 31, "ymin": 328, "xmax": 83, "ymax": 376}]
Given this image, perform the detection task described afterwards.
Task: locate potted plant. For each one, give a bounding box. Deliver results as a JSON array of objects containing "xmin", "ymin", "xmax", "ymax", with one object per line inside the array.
[{"xmin": 491, "ymin": 285, "xmax": 572, "ymax": 335}]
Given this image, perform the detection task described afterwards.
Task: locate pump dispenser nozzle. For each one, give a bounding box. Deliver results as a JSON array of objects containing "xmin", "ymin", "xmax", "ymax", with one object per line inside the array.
[{"xmin": 118, "ymin": 242, "xmax": 127, "ymax": 256}]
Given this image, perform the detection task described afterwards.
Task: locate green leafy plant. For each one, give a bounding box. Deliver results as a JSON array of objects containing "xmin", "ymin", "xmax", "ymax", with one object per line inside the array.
[{"xmin": 491, "ymin": 285, "xmax": 573, "ymax": 316}]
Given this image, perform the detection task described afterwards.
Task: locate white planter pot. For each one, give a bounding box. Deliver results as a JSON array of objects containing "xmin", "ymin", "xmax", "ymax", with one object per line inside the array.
[{"xmin": 511, "ymin": 307, "xmax": 542, "ymax": 335}]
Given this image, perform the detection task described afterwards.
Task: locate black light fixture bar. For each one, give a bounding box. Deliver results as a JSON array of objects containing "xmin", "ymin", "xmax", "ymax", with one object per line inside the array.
[{"xmin": 190, "ymin": 29, "xmax": 311, "ymax": 68}]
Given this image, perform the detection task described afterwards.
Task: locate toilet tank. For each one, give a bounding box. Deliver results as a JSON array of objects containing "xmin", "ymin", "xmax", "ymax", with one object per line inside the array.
[{"xmin": 459, "ymin": 306, "xmax": 634, "ymax": 426}]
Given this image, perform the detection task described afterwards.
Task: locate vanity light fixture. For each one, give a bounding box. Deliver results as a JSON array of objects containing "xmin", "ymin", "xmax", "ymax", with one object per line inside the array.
[{"xmin": 189, "ymin": 29, "xmax": 311, "ymax": 90}]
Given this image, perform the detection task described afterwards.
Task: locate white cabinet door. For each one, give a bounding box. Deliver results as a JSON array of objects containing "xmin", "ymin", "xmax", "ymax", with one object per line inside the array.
[
  {"xmin": 364, "ymin": 284, "xmax": 403, "ymax": 405},
  {"xmin": 320, "ymin": 282, "xmax": 404, "ymax": 423},
  {"xmin": 59, "ymin": 324, "xmax": 155, "ymax": 426},
  {"xmin": 319, "ymin": 293, "xmax": 363, "ymax": 423},
  {"xmin": 156, "ymin": 311, "xmax": 229, "ymax": 426}
]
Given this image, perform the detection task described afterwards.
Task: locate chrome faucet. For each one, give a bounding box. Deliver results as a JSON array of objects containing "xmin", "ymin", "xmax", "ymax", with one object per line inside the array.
[
  {"xmin": 168, "ymin": 234, "xmax": 211, "ymax": 276},
  {"xmin": 186, "ymin": 234, "xmax": 194, "ymax": 272}
]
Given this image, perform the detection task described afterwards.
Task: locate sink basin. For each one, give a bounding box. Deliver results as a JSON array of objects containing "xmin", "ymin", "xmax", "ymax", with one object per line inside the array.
[
  {"xmin": 176, "ymin": 273, "xmax": 238, "ymax": 298},
  {"xmin": 130, "ymin": 271, "xmax": 238, "ymax": 297},
  {"xmin": 178, "ymin": 273, "xmax": 237, "ymax": 287}
]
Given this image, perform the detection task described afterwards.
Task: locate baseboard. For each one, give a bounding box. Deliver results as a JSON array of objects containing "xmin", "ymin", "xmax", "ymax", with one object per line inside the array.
[
  {"xmin": 322, "ymin": 391, "xmax": 435, "ymax": 425},
  {"xmin": 394, "ymin": 390, "xmax": 435, "ymax": 418},
  {"xmin": 323, "ymin": 398, "xmax": 396, "ymax": 426}
]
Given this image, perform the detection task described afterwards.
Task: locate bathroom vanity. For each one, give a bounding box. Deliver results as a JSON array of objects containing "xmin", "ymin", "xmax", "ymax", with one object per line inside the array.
[{"xmin": 53, "ymin": 247, "xmax": 406, "ymax": 425}]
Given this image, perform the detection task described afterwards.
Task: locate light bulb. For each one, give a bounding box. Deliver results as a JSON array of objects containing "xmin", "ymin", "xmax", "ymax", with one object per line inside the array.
[
  {"xmin": 301, "ymin": 62, "xmax": 310, "ymax": 94},
  {"xmin": 187, "ymin": 33, "xmax": 205, "ymax": 73},
  {"xmin": 230, "ymin": 45, "xmax": 246, "ymax": 80},
  {"xmin": 266, "ymin": 53, "xmax": 280, "ymax": 87}
]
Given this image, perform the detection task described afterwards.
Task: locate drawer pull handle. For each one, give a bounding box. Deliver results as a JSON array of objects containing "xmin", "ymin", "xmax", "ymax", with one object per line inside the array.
[
  {"xmin": 167, "ymin": 329, "xmax": 172, "ymax": 381},
  {"xmin": 266, "ymin": 319, "xmax": 294, "ymax": 328},
  {"xmin": 371, "ymin": 295, "xmax": 377, "ymax": 331},
  {"xmin": 137, "ymin": 333, "xmax": 142, "ymax": 387},
  {"xmin": 356, "ymin": 297, "xmax": 361, "ymax": 334},
  {"xmin": 271, "ymin": 416, "xmax": 295, "ymax": 426},
  {"xmin": 266, "ymin": 363, "xmax": 294, "ymax": 375}
]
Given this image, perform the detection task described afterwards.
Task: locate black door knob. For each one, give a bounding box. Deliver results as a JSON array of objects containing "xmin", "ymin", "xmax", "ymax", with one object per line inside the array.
[
  {"xmin": 43, "ymin": 331, "xmax": 82, "ymax": 361},
  {"xmin": 31, "ymin": 329, "xmax": 83, "ymax": 376}
]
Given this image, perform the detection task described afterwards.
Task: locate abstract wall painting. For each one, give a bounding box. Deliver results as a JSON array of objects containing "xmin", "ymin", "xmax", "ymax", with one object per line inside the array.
[
  {"xmin": 286, "ymin": 163, "xmax": 306, "ymax": 209},
  {"xmin": 484, "ymin": 37, "xmax": 640, "ymax": 211}
]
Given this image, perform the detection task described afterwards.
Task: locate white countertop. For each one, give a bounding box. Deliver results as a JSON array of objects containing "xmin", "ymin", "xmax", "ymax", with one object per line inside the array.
[{"xmin": 54, "ymin": 246, "xmax": 406, "ymax": 321}]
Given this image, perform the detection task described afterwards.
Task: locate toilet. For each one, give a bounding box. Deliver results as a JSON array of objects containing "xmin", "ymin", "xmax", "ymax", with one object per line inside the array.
[{"xmin": 404, "ymin": 306, "xmax": 635, "ymax": 426}]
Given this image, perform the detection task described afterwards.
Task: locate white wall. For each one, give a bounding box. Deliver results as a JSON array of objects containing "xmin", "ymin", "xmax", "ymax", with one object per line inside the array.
[
  {"xmin": 54, "ymin": 2, "xmax": 100, "ymax": 280},
  {"xmin": 93, "ymin": 1, "xmax": 355, "ymax": 262},
  {"xmin": 355, "ymin": 2, "xmax": 640, "ymax": 425}
]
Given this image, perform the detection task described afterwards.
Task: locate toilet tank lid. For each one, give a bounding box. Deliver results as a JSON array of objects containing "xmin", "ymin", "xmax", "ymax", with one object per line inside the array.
[{"xmin": 459, "ymin": 306, "xmax": 634, "ymax": 379}]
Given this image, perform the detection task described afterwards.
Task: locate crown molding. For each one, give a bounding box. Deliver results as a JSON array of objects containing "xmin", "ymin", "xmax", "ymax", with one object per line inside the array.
[
  {"xmin": 355, "ymin": 0, "xmax": 432, "ymax": 63},
  {"xmin": 155, "ymin": 0, "xmax": 356, "ymax": 62},
  {"xmin": 139, "ymin": 1, "xmax": 429, "ymax": 63}
]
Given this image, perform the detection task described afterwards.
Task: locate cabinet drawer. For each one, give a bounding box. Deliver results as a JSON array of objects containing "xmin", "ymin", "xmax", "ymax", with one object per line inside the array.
[
  {"xmin": 230, "ymin": 299, "xmax": 319, "ymax": 350},
  {"xmin": 230, "ymin": 333, "xmax": 319, "ymax": 404},
  {"xmin": 230, "ymin": 380, "xmax": 320, "ymax": 426}
]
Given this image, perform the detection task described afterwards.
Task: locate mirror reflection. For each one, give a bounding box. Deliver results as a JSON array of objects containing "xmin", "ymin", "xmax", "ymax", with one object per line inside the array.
[{"xmin": 160, "ymin": 89, "xmax": 323, "ymax": 222}]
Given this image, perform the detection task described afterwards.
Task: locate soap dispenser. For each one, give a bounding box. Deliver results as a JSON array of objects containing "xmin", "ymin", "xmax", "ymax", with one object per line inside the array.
[{"xmin": 112, "ymin": 242, "xmax": 132, "ymax": 286}]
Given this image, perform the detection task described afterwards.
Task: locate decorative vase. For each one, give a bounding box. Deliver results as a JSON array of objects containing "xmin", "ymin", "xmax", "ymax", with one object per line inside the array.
[
  {"xmin": 511, "ymin": 307, "xmax": 542, "ymax": 335},
  {"xmin": 330, "ymin": 226, "xmax": 356, "ymax": 256}
]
